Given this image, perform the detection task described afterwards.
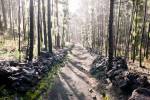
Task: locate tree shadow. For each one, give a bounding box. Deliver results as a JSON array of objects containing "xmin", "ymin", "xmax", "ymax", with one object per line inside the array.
[
  {"xmin": 68, "ymin": 59, "xmax": 89, "ymax": 75},
  {"xmin": 60, "ymin": 72, "xmax": 86, "ymax": 100},
  {"xmin": 70, "ymin": 51, "xmax": 88, "ymax": 59},
  {"xmin": 48, "ymin": 76, "xmax": 70, "ymax": 100},
  {"xmin": 49, "ymin": 71, "xmax": 86, "ymax": 100},
  {"xmin": 70, "ymin": 52, "xmax": 88, "ymax": 60},
  {"xmin": 66, "ymin": 63, "xmax": 91, "ymax": 85}
]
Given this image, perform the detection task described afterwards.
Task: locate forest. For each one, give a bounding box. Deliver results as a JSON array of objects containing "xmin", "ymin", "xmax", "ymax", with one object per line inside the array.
[{"xmin": 0, "ymin": 0, "xmax": 150, "ymax": 100}]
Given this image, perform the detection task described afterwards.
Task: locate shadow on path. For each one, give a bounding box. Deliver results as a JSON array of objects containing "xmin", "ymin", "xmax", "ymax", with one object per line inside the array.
[
  {"xmin": 60, "ymin": 72, "xmax": 86, "ymax": 100},
  {"xmin": 68, "ymin": 59, "xmax": 89, "ymax": 75}
]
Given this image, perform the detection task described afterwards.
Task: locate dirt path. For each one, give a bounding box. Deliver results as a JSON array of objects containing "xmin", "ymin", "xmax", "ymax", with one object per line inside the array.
[{"xmin": 48, "ymin": 44, "xmax": 102, "ymax": 100}]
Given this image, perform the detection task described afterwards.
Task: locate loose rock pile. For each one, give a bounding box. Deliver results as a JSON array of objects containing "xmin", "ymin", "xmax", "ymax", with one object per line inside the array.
[
  {"xmin": 0, "ymin": 48, "xmax": 70, "ymax": 93},
  {"xmin": 90, "ymin": 56, "xmax": 150, "ymax": 100},
  {"xmin": 90, "ymin": 56, "xmax": 108, "ymax": 79}
]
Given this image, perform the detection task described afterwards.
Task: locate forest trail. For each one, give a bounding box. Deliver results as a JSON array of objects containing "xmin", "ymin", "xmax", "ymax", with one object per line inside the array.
[{"xmin": 48, "ymin": 44, "xmax": 102, "ymax": 100}]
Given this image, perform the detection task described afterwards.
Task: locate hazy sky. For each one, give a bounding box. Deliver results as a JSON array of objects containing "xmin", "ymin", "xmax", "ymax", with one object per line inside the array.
[{"xmin": 69, "ymin": 0, "xmax": 81, "ymax": 14}]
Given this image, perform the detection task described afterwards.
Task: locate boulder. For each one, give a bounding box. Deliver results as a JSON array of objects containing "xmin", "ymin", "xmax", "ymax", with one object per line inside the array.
[{"xmin": 129, "ymin": 88, "xmax": 150, "ymax": 100}]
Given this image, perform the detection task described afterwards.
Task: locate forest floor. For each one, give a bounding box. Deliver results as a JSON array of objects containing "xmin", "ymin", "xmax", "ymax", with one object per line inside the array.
[{"xmin": 47, "ymin": 44, "xmax": 102, "ymax": 100}]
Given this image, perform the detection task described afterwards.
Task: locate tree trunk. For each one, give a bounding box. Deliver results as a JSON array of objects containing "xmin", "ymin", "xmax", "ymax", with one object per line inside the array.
[
  {"xmin": 37, "ymin": 0, "xmax": 41, "ymax": 56},
  {"xmin": 56, "ymin": 0, "xmax": 60, "ymax": 48},
  {"xmin": 108, "ymin": 0, "xmax": 114, "ymax": 70},
  {"xmin": 115, "ymin": 0, "xmax": 121, "ymax": 57},
  {"xmin": 125, "ymin": 3, "xmax": 135, "ymax": 59},
  {"xmin": 29, "ymin": 0, "xmax": 34, "ymax": 61},
  {"xmin": 1, "ymin": 0, "xmax": 7, "ymax": 29},
  {"xmin": 146, "ymin": 23, "xmax": 150, "ymax": 59},
  {"xmin": 18, "ymin": 0, "xmax": 21, "ymax": 62},
  {"xmin": 139, "ymin": 0, "xmax": 147, "ymax": 67},
  {"xmin": 42, "ymin": 0, "xmax": 47, "ymax": 50},
  {"xmin": 132, "ymin": 3, "xmax": 138, "ymax": 63},
  {"xmin": 62, "ymin": 18, "xmax": 65, "ymax": 48},
  {"xmin": 22, "ymin": 1, "xmax": 26, "ymax": 40},
  {"xmin": 47, "ymin": 0, "xmax": 53, "ymax": 53},
  {"xmin": 9, "ymin": 0, "xmax": 12, "ymax": 34}
]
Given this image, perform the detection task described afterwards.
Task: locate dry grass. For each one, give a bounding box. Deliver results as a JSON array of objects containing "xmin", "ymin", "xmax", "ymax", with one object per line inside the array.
[{"xmin": 0, "ymin": 35, "xmax": 27, "ymax": 61}]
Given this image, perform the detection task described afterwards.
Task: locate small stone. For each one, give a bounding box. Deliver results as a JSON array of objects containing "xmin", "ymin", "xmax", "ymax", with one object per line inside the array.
[
  {"xmin": 89, "ymin": 88, "xmax": 93, "ymax": 93},
  {"xmin": 92, "ymin": 95, "xmax": 97, "ymax": 100}
]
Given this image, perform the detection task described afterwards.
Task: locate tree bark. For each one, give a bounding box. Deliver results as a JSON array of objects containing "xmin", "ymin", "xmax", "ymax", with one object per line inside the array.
[
  {"xmin": 47, "ymin": 0, "xmax": 53, "ymax": 53},
  {"xmin": 139, "ymin": 0, "xmax": 147, "ymax": 67},
  {"xmin": 108, "ymin": 0, "xmax": 114, "ymax": 70},
  {"xmin": 37, "ymin": 0, "xmax": 41, "ymax": 56},
  {"xmin": 29, "ymin": 0, "xmax": 34, "ymax": 61},
  {"xmin": 42, "ymin": 0, "xmax": 47, "ymax": 50},
  {"xmin": 115, "ymin": 0, "xmax": 121, "ymax": 57},
  {"xmin": 146, "ymin": 23, "xmax": 150, "ymax": 59},
  {"xmin": 1, "ymin": 0, "xmax": 7, "ymax": 29},
  {"xmin": 18, "ymin": 0, "xmax": 21, "ymax": 62}
]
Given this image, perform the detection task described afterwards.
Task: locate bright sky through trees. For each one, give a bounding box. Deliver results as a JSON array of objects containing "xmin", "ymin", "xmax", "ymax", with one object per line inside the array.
[{"xmin": 69, "ymin": 0, "xmax": 81, "ymax": 13}]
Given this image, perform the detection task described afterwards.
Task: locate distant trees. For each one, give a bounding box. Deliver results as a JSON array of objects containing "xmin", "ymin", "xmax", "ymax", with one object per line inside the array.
[
  {"xmin": 62, "ymin": 0, "xmax": 69, "ymax": 48},
  {"xmin": 77, "ymin": 0, "xmax": 150, "ymax": 68},
  {"xmin": 0, "ymin": 0, "xmax": 149, "ymax": 66},
  {"xmin": 0, "ymin": 0, "xmax": 72, "ymax": 61},
  {"xmin": 115, "ymin": 0, "xmax": 121, "ymax": 56}
]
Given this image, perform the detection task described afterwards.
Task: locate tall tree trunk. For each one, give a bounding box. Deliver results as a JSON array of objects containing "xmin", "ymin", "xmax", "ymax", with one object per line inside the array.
[
  {"xmin": 108, "ymin": 0, "xmax": 114, "ymax": 70},
  {"xmin": 115, "ymin": 0, "xmax": 121, "ymax": 57},
  {"xmin": 22, "ymin": 0, "xmax": 26, "ymax": 40},
  {"xmin": 37, "ymin": 0, "xmax": 41, "ymax": 56},
  {"xmin": 62, "ymin": 18, "xmax": 65, "ymax": 48},
  {"xmin": 56, "ymin": 0, "xmax": 60, "ymax": 48},
  {"xmin": 47, "ymin": 0, "xmax": 52, "ymax": 53},
  {"xmin": 29, "ymin": 0, "xmax": 34, "ymax": 61},
  {"xmin": 91, "ymin": 9, "xmax": 95, "ymax": 49},
  {"xmin": 146, "ymin": 23, "xmax": 150, "ymax": 59},
  {"xmin": 132, "ymin": 3, "xmax": 138, "ymax": 63},
  {"xmin": 139, "ymin": 0, "xmax": 147, "ymax": 67},
  {"xmin": 1, "ymin": 0, "xmax": 7, "ymax": 30},
  {"xmin": 42, "ymin": 0, "xmax": 47, "ymax": 50},
  {"xmin": 0, "ymin": 15, "xmax": 2, "ymax": 31},
  {"xmin": 125, "ymin": 2, "xmax": 135, "ymax": 59},
  {"xmin": 18, "ymin": 0, "xmax": 21, "ymax": 62},
  {"xmin": 9, "ymin": 0, "xmax": 12, "ymax": 34},
  {"xmin": 12, "ymin": 22, "xmax": 15, "ymax": 40}
]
